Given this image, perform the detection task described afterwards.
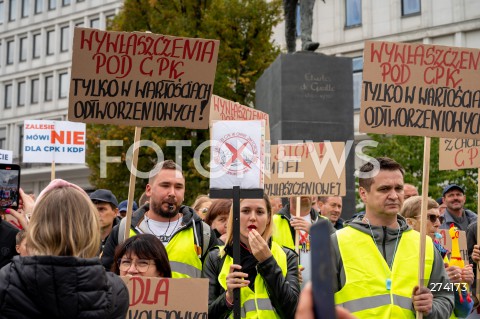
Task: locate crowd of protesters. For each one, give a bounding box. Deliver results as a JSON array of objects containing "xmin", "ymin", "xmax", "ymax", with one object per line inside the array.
[{"xmin": 0, "ymin": 157, "xmax": 479, "ymax": 318}]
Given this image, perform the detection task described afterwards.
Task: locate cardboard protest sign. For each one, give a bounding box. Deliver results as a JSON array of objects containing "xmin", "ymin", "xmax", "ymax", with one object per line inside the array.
[
  {"xmin": 439, "ymin": 138, "xmax": 480, "ymax": 170},
  {"xmin": 360, "ymin": 41, "xmax": 480, "ymax": 139},
  {"xmin": 23, "ymin": 120, "xmax": 86, "ymax": 164},
  {"xmin": 68, "ymin": 28, "xmax": 219, "ymax": 129},
  {"xmin": 437, "ymin": 229, "xmax": 469, "ymax": 265},
  {"xmin": 209, "ymin": 95, "xmax": 270, "ymax": 140},
  {"xmin": 210, "ymin": 121, "xmax": 265, "ymax": 189},
  {"xmin": 121, "ymin": 276, "xmax": 208, "ymax": 319},
  {"xmin": 0, "ymin": 149, "xmax": 12, "ymax": 164},
  {"xmin": 264, "ymin": 142, "xmax": 346, "ymax": 197}
]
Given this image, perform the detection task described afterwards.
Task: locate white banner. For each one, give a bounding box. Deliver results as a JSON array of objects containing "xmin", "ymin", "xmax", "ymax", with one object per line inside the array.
[
  {"xmin": 210, "ymin": 120, "xmax": 264, "ymax": 189},
  {"xmin": 0, "ymin": 149, "xmax": 13, "ymax": 164},
  {"xmin": 23, "ymin": 120, "xmax": 86, "ymax": 164}
]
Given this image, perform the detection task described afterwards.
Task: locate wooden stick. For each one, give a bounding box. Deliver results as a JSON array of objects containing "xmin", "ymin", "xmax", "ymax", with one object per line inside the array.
[
  {"xmin": 123, "ymin": 127, "xmax": 142, "ymax": 242},
  {"xmin": 295, "ymin": 196, "xmax": 301, "ymax": 255},
  {"xmin": 416, "ymin": 136, "xmax": 431, "ymax": 319},
  {"xmin": 51, "ymin": 161, "xmax": 55, "ymax": 181},
  {"xmin": 476, "ymin": 167, "xmax": 480, "ymax": 303}
]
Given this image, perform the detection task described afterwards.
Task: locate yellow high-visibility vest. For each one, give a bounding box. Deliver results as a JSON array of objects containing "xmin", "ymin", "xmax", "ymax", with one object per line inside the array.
[
  {"xmin": 335, "ymin": 226, "xmax": 434, "ymax": 318},
  {"xmin": 218, "ymin": 241, "xmax": 287, "ymax": 318}
]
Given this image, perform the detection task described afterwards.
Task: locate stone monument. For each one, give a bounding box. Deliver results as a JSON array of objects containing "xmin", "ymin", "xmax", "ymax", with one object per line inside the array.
[{"xmin": 255, "ymin": 52, "xmax": 356, "ymax": 219}]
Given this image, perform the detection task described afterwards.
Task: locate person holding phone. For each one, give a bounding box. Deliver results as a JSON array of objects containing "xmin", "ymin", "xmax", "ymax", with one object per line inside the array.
[
  {"xmin": 203, "ymin": 194, "xmax": 300, "ymax": 318},
  {"xmin": 0, "ymin": 179, "xmax": 129, "ymax": 318}
]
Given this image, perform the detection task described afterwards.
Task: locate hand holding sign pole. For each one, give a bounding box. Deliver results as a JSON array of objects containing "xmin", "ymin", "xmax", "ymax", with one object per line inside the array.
[{"xmin": 210, "ymin": 120, "xmax": 265, "ymax": 319}]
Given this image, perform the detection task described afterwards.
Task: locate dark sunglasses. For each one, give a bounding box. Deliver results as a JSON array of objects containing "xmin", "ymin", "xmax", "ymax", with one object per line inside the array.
[{"xmin": 416, "ymin": 215, "xmax": 444, "ymax": 224}]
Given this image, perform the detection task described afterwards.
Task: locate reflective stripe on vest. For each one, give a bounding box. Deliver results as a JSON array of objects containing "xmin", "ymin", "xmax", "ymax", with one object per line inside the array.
[
  {"xmin": 166, "ymin": 228, "xmax": 202, "ymax": 278},
  {"xmin": 272, "ymin": 215, "xmax": 294, "ymax": 250},
  {"xmin": 335, "ymin": 226, "xmax": 434, "ymax": 319},
  {"xmin": 218, "ymin": 242, "xmax": 287, "ymax": 318}
]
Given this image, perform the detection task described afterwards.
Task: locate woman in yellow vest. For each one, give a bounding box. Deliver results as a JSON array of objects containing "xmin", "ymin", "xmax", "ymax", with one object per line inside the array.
[
  {"xmin": 401, "ymin": 196, "xmax": 474, "ymax": 318},
  {"xmin": 203, "ymin": 194, "xmax": 300, "ymax": 318}
]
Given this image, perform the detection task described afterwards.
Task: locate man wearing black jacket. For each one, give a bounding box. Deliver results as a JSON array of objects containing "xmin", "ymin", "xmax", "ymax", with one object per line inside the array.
[
  {"xmin": 101, "ymin": 160, "xmax": 216, "ymax": 277},
  {"xmin": 0, "ymin": 217, "xmax": 18, "ymax": 268}
]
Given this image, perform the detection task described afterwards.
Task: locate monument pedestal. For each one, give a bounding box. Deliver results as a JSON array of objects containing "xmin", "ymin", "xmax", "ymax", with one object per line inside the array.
[{"xmin": 255, "ymin": 52, "xmax": 356, "ymax": 218}]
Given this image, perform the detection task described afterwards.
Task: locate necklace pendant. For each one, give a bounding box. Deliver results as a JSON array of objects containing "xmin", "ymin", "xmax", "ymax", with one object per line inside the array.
[{"xmin": 386, "ymin": 278, "xmax": 392, "ymax": 290}]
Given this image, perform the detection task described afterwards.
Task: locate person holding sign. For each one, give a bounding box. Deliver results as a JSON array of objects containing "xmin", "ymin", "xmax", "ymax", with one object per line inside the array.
[
  {"xmin": 0, "ymin": 179, "xmax": 129, "ymax": 318},
  {"xmin": 332, "ymin": 157, "xmax": 454, "ymax": 318},
  {"xmin": 101, "ymin": 160, "xmax": 217, "ymax": 278},
  {"xmin": 401, "ymin": 196, "xmax": 474, "ymax": 318},
  {"xmin": 112, "ymin": 234, "xmax": 172, "ymax": 278},
  {"xmin": 272, "ymin": 196, "xmax": 335, "ymax": 287},
  {"xmin": 203, "ymin": 195, "xmax": 300, "ymax": 318}
]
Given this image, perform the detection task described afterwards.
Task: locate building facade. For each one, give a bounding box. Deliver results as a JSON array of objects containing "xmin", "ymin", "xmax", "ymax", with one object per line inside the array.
[
  {"xmin": 273, "ymin": 0, "xmax": 480, "ymax": 142},
  {"xmin": 0, "ymin": 0, "xmax": 122, "ymax": 194}
]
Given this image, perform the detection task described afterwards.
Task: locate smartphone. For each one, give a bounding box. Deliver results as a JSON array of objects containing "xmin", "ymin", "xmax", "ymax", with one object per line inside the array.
[
  {"xmin": 310, "ymin": 219, "xmax": 337, "ymax": 319},
  {"xmin": 0, "ymin": 164, "xmax": 21, "ymax": 210}
]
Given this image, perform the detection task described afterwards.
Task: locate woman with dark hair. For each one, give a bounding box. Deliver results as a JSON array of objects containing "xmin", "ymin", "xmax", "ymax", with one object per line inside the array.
[
  {"xmin": 112, "ymin": 233, "xmax": 172, "ymax": 278},
  {"xmin": 204, "ymin": 199, "xmax": 231, "ymax": 244},
  {"xmin": 203, "ymin": 194, "xmax": 300, "ymax": 318}
]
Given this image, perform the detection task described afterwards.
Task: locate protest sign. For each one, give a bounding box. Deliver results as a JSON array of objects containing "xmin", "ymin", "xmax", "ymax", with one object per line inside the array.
[
  {"xmin": 23, "ymin": 120, "xmax": 86, "ymax": 164},
  {"xmin": 0, "ymin": 149, "xmax": 12, "ymax": 164},
  {"xmin": 439, "ymin": 138, "xmax": 480, "ymax": 170},
  {"xmin": 210, "ymin": 121, "xmax": 265, "ymax": 189},
  {"xmin": 360, "ymin": 41, "xmax": 480, "ymax": 139},
  {"xmin": 264, "ymin": 142, "xmax": 346, "ymax": 197},
  {"xmin": 437, "ymin": 229, "xmax": 468, "ymax": 265},
  {"xmin": 122, "ymin": 276, "xmax": 208, "ymax": 319},
  {"xmin": 209, "ymin": 95, "xmax": 270, "ymax": 139},
  {"xmin": 68, "ymin": 28, "xmax": 219, "ymax": 129}
]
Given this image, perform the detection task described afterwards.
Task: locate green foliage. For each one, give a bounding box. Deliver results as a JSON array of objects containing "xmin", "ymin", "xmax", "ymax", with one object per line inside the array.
[
  {"xmin": 364, "ymin": 134, "xmax": 478, "ymax": 212},
  {"xmin": 86, "ymin": 0, "xmax": 282, "ymax": 204}
]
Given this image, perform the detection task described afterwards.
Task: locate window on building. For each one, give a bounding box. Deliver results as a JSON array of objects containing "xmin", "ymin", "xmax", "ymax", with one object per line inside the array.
[
  {"xmin": 31, "ymin": 78, "xmax": 39, "ymax": 103},
  {"xmin": 44, "ymin": 75, "xmax": 53, "ymax": 101},
  {"xmin": 402, "ymin": 0, "xmax": 421, "ymax": 16},
  {"xmin": 90, "ymin": 17, "xmax": 99, "ymax": 28},
  {"xmin": 46, "ymin": 30, "xmax": 55, "ymax": 55},
  {"xmin": 19, "ymin": 36, "xmax": 27, "ymax": 62},
  {"xmin": 0, "ymin": 127, "xmax": 6, "ymax": 149},
  {"xmin": 0, "ymin": 1, "xmax": 4, "ymax": 24},
  {"xmin": 21, "ymin": 0, "xmax": 28, "ymax": 17},
  {"xmin": 48, "ymin": 0, "xmax": 56, "ymax": 10},
  {"xmin": 18, "ymin": 124, "xmax": 23, "ymax": 159},
  {"xmin": 17, "ymin": 81, "xmax": 25, "ymax": 106},
  {"xmin": 346, "ymin": 0, "xmax": 362, "ymax": 27},
  {"xmin": 59, "ymin": 72, "xmax": 68, "ymax": 98},
  {"xmin": 352, "ymin": 57, "xmax": 363, "ymax": 110},
  {"xmin": 8, "ymin": 0, "xmax": 16, "ymax": 21},
  {"xmin": 4, "ymin": 83, "xmax": 12, "ymax": 108},
  {"xmin": 33, "ymin": 33, "xmax": 41, "ymax": 58},
  {"xmin": 34, "ymin": 0, "xmax": 42, "ymax": 14},
  {"xmin": 60, "ymin": 25, "xmax": 69, "ymax": 52},
  {"xmin": 295, "ymin": 4, "xmax": 300, "ymax": 37},
  {"xmin": 6, "ymin": 39, "xmax": 14, "ymax": 65},
  {"xmin": 62, "ymin": 0, "xmax": 70, "ymax": 6}
]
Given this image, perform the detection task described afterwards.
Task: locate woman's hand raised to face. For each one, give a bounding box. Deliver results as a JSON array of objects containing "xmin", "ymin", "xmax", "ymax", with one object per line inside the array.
[{"xmin": 248, "ymin": 229, "xmax": 272, "ymax": 263}]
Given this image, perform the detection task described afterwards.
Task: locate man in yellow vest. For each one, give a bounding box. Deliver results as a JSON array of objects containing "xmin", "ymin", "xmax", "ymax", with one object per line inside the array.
[
  {"xmin": 273, "ymin": 196, "xmax": 335, "ymax": 287},
  {"xmin": 332, "ymin": 157, "xmax": 454, "ymax": 318},
  {"xmin": 101, "ymin": 160, "xmax": 217, "ymax": 278}
]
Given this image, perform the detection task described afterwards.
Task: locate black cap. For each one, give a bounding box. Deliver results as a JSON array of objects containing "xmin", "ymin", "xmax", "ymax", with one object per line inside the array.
[
  {"xmin": 89, "ymin": 189, "xmax": 118, "ymax": 207},
  {"xmin": 436, "ymin": 197, "xmax": 443, "ymax": 205},
  {"xmin": 442, "ymin": 184, "xmax": 465, "ymax": 197}
]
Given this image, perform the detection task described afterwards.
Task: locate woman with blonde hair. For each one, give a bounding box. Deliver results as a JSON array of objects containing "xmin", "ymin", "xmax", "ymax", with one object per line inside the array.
[
  {"xmin": 203, "ymin": 194, "xmax": 300, "ymax": 318},
  {"xmin": 0, "ymin": 179, "xmax": 129, "ymax": 318},
  {"xmin": 400, "ymin": 195, "xmax": 473, "ymax": 318}
]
